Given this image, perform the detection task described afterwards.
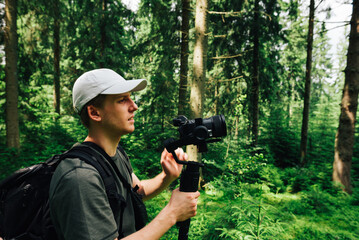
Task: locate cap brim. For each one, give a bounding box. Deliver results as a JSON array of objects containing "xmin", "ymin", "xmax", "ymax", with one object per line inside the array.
[{"xmin": 102, "ymin": 79, "xmax": 147, "ymax": 94}]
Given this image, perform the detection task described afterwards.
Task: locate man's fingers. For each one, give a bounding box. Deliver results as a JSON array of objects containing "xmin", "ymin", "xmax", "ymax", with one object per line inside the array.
[{"xmin": 174, "ymin": 148, "xmax": 188, "ymax": 161}]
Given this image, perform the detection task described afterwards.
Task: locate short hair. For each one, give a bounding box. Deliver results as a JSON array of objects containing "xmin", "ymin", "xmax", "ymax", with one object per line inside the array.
[{"xmin": 79, "ymin": 94, "xmax": 107, "ymax": 128}]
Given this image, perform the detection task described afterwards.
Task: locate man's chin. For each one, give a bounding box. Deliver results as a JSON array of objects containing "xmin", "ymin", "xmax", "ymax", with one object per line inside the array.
[{"xmin": 125, "ymin": 127, "xmax": 135, "ymax": 135}]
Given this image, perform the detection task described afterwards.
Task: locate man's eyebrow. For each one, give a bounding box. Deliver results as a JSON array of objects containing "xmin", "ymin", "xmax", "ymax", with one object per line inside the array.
[{"xmin": 116, "ymin": 93, "xmax": 130, "ymax": 98}]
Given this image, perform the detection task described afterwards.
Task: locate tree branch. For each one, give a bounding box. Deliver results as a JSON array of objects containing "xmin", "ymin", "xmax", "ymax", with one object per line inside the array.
[
  {"xmin": 211, "ymin": 53, "xmax": 243, "ymax": 59},
  {"xmin": 218, "ymin": 76, "xmax": 243, "ymax": 82},
  {"xmin": 208, "ymin": 10, "xmax": 244, "ymax": 17}
]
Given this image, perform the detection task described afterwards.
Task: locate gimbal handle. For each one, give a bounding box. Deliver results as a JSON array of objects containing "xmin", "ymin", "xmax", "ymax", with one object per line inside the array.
[
  {"xmin": 164, "ymin": 138, "xmax": 204, "ymax": 240},
  {"xmin": 177, "ymin": 162, "xmax": 201, "ymax": 240}
]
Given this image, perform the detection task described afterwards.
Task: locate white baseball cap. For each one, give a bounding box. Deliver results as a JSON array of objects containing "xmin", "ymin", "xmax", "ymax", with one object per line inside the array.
[{"xmin": 73, "ymin": 68, "xmax": 147, "ymax": 113}]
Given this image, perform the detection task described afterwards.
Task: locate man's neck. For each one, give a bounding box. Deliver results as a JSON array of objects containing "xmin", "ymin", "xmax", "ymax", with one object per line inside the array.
[{"xmin": 84, "ymin": 132, "xmax": 121, "ymax": 157}]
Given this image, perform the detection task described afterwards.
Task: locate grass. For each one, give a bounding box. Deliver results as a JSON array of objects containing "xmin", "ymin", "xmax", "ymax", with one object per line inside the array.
[{"xmin": 146, "ymin": 183, "xmax": 359, "ymax": 240}]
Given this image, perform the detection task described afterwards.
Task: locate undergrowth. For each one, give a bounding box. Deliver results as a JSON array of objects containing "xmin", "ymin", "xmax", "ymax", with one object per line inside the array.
[
  {"xmin": 146, "ymin": 181, "xmax": 359, "ymax": 239},
  {"xmin": 144, "ymin": 143, "xmax": 359, "ymax": 240}
]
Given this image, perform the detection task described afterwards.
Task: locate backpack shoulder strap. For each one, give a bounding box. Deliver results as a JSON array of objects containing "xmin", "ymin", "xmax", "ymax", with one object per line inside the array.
[
  {"xmin": 62, "ymin": 146, "xmax": 124, "ymax": 211},
  {"xmin": 65, "ymin": 146, "xmax": 112, "ymax": 181},
  {"xmin": 74, "ymin": 144, "xmax": 133, "ymax": 191},
  {"xmin": 63, "ymin": 145, "xmax": 130, "ymax": 237}
]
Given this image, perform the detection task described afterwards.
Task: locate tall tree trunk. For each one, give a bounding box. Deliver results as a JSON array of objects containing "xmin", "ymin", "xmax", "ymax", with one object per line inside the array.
[
  {"xmin": 214, "ymin": 77, "xmax": 219, "ymax": 115},
  {"xmin": 53, "ymin": 0, "xmax": 61, "ymax": 115},
  {"xmin": 178, "ymin": 0, "xmax": 190, "ymax": 116},
  {"xmin": 212, "ymin": 51, "xmax": 220, "ymax": 115},
  {"xmin": 333, "ymin": 0, "xmax": 359, "ymax": 194},
  {"xmin": 250, "ymin": 0, "xmax": 260, "ymax": 146},
  {"xmin": 100, "ymin": 0, "xmax": 106, "ymax": 68},
  {"xmin": 187, "ymin": 0, "xmax": 208, "ymax": 165},
  {"xmin": 300, "ymin": 0, "xmax": 315, "ymax": 166},
  {"xmin": 287, "ymin": 74, "xmax": 294, "ymax": 127},
  {"xmin": 5, "ymin": 0, "xmax": 20, "ymax": 149}
]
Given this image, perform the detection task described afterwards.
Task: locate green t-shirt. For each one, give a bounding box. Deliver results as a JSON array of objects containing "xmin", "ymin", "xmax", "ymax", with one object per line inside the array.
[{"xmin": 49, "ymin": 142, "xmax": 136, "ymax": 240}]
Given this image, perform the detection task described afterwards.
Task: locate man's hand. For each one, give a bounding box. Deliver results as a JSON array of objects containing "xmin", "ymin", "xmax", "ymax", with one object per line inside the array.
[
  {"xmin": 133, "ymin": 148, "xmax": 188, "ymax": 201},
  {"xmin": 167, "ymin": 188, "xmax": 200, "ymax": 222},
  {"xmin": 121, "ymin": 188, "xmax": 200, "ymax": 240},
  {"xmin": 161, "ymin": 148, "xmax": 187, "ymax": 181}
]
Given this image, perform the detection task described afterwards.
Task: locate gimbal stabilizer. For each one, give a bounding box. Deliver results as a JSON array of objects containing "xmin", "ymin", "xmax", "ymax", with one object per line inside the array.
[{"xmin": 163, "ymin": 115, "xmax": 227, "ymax": 240}]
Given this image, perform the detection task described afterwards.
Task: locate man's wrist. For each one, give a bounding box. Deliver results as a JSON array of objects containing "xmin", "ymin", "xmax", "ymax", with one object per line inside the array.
[
  {"xmin": 162, "ymin": 171, "xmax": 178, "ymax": 185},
  {"xmin": 161, "ymin": 204, "xmax": 178, "ymax": 226}
]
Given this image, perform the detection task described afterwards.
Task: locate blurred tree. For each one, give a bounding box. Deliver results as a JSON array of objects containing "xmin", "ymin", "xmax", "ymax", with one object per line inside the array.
[
  {"xmin": 5, "ymin": 0, "xmax": 20, "ymax": 149},
  {"xmin": 206, "ymin": 0, "xmax": 249, "ymax": 140},
  {"xmin": 0, "ymin": 1, "xmax": 5, "ymax": 45},
  {"xmin": 53, "ymin": 0, "xmax": 60, "ymax": 115},
  {"xmin": 207, "ymin": 0, "xmax": 283, "ymax": 146},
  {"xmin": 250, "ymin": 0, "xmax": 260, "ymax": 146},
  {"xmin": 278, "ymin": 0, "xmax": 305, "ymax": 126},
  {"xmin": 300, "ymin": 0, "xmax": 315, "ymax": 166},
  {"xmin": 333, "ymin": 0, "xmax": 359, "ymax": 194},
  {"xmin": 187, "ymin": 0, "xmax": 208, "ymax": 164},
  {"xmin": 268, "ymin": 0, "xmax": 333, "ymax": 168},
  {"xmin": 100, "ymin": 0, "xmax": 106, "ymax": 68},
  {"xmin": 178, "ymin": 0, "xmax": 190, "ymax": 116},
  {"xmin": 132, "ymin": 0, "xmax": 180, "ymax": 136}
]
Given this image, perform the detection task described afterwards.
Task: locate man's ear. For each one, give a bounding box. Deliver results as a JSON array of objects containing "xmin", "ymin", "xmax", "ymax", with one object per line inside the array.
[{"xmin": 87, "ymin": 105, "xmax": 102, "ymax": 122}]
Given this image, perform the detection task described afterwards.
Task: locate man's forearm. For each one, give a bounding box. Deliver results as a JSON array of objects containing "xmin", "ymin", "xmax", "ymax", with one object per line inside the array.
[
  {"xmin": 122, "ymin": 204, "xmax": 176, "ymax": 240},
  {"xmin": 122, "ymin": 189, "xmax": 199, "ymax": 240},
  {"xmin": 138, "ymin": 171, "xmax": 174, "ymax": 201},
  {"xmin": 132, "ymin": 148, "xmax": 185, "ymax": 201}
]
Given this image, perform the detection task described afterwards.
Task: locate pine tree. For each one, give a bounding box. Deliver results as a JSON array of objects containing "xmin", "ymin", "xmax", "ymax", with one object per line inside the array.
[
  {"xmin": 333, "ymin": 0, "xmax": 359, "ymax": 194},
  {"xmin": 178, "ymin": 0, "xmax": 190, "ymax": 116},
  {"xmin": 53, "ymin": 0, "xmax": 60, "ymax": 115},
  {"xmin": 250, "ymin": 0, "xmax": 260, "ymax": 146},
  {"xmin": 300, "ymin": 0, "xmax": 315, "ymax": 166},
  {"xmin": 5, "ymin": 0, "xmax": 20, "ymax": 149},
  {"xmin": 187, "ymin": 0, "xmax": 208, "ymax": 164}
]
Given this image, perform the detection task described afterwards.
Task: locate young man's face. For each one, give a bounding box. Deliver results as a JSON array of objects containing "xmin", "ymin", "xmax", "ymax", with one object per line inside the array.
[{"xmin": 99, "ymin": 92, "xmax": 138, "ymax": 137}]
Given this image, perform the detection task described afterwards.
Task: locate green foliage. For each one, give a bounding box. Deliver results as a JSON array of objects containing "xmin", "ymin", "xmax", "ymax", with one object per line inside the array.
[
  {"xmin": 216, "ymin": 197, "xmax": 284, "ymax": 239},
  {"xmin": 145, "ymin": 174, "xmax": 358, "ymax": 240},
  {"xmin": 0, "ymin": 114, "xmax": 84, "ymax": 180},
  {"xmin": 350, "ymin": 188, "xmax": 359, "ymax": 205},
  {"xmin": 203, "ymin": 142, "xmax": 284, "ymax": 194},
  {"xmin": 262, "ymin": 106, "xmax": 301, "ymax": 167},
  {"xmin": 195, "ymin": 180, "xmax": 359, "ymax": 240},
  {"xmin": 1, "ymin": 0, "xmax": 358, "ymax": 239}
]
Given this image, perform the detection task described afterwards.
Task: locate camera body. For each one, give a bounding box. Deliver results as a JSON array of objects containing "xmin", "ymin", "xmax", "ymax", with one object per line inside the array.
[
  {"xmin": 164, "ymin": 115, "xmax": 227, "ymax": 155},
  {"xmin": 174, "ymin": 115, "xmax": 227, "ymax": 141}
]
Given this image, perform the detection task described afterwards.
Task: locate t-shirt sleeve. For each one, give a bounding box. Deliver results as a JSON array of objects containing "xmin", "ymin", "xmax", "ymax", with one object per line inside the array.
[{"xmin": 49, "ymin": 163, "xmax": 118, "ymax": 240}]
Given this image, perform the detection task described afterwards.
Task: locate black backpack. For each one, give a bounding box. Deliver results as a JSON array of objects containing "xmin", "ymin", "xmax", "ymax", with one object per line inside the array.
[{"xmin": 0, "ymin": 144, "xmax": 147, "ymax": 240}]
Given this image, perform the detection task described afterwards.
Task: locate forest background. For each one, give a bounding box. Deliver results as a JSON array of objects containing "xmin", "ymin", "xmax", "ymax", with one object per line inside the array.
[{"xmin": 1, "ymin": 0, "xmax": 359, "ymax": 239}]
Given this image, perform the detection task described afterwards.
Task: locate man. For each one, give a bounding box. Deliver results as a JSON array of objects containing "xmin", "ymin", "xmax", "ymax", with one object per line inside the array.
[{"xmin": 49, "ymin": 68, "xmax": 200, "ymax": 240}]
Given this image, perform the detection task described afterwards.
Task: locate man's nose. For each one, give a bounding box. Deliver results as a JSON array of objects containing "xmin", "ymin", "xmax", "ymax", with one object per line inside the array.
[{"xmin": 130, "ymin": 98, "xmax": 138, "ymax": 111}]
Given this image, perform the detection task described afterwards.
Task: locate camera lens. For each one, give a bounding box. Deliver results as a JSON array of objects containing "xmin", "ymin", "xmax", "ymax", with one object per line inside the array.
[{"xmin": 203, "ymin": 115, "xmax": 227, "ymax": 137}]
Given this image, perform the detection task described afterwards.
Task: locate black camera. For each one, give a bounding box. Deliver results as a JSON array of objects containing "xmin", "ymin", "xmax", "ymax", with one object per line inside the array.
[
  {"xmin": 164, "ymin": 115, "xmax": 227, "ymax": 162},
  {"xmin": 174, "ymin": 115, "xmax": 227, "ymax": 142}
]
